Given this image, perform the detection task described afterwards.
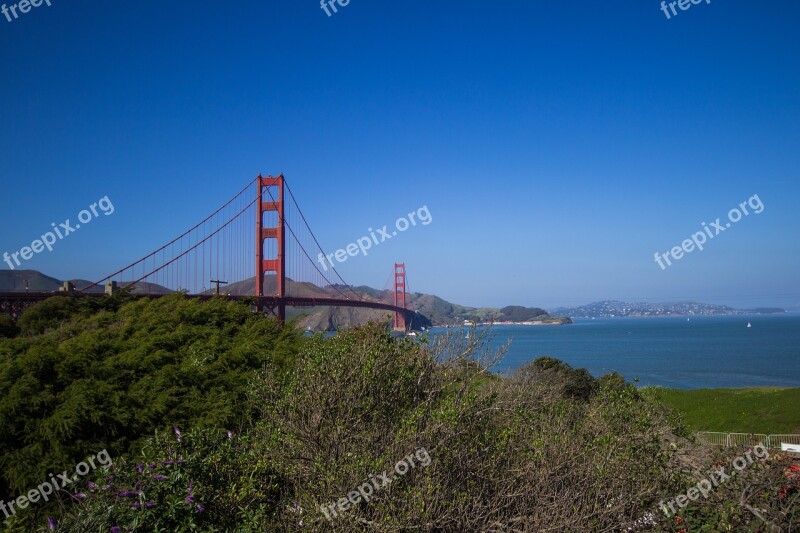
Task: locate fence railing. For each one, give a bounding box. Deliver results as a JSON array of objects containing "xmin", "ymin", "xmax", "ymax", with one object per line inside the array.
[
  {"xmin": 695, "ymin": 432, "xmax": 729, "ymax": 446},
  {"xmin": 696, "ymin": 432, "xmax": 800, "ymax": 449}
]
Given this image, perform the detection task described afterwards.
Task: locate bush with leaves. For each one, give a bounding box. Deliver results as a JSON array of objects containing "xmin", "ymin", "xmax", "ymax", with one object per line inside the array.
[
  {"xmin": 0, "ymin": 315, "xmax": 18, "ymax": 339},
  {"xmin": 644, "ymin": 447, "xmax": 799, "ymax": 532},
  {"xmin": 512, "ymin": 355, "xmax": 599, "ymax": 400},
  {"xmin": 0, "ymin": 294, "xmax": 300, "ymax": 502},
  {"xmin": 11, "ymin": 428, "xmax": 283, "ymax": 532}
]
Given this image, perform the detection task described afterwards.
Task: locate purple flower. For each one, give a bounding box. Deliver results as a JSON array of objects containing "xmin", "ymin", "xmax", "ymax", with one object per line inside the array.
[
  {"xmin": 88, "ymin": 481, "xmax": 97, "ymax": 491},
  {"xmin": 163, "ymin": 461, "xmax": 175, "ymax": 467},
  {"xmin": 117, "ymin": 491, "xmax": 138, "ymax": 498},
  {"xmin": 153, "ymin": 475, "xmax": 168, "ymax": 481},
  {"xmin": 47, "ymin": 517, "xmax": 56, "ymax": 530},
  {"xmin": 196, "ymin": 503, "xmax": 205, "ymax": 513},
  {"xmin": 184, "ymin": 480, "xmax": 195, "ymax": 504},
  {"xmin": 148, "ymin": 463, "xmax": 156, "ymax": 469},
  {"xmin": 130, "ymin": 503, "xmax": 141, "ymax": 509},
  {"xmin": 145, "ymin": 501, "xmax": 156, "ymax": 508},
  {"xmin": 226, "ymin": 431, "xmax": 233, "ymax": 439},
  {"xmin": 137, "ymin": 464, "xmax": 144, "ymax": 474},
  {"xmin": 173, "ymin": 427, "xmax": 182, "ymax": 442},
  {"xmin": 71, "ymin": 492, "xmax": 86, "ymax": 501},
  {"xmin": 110, "ymin": 528, "xmax": 121, "ymax": 533}
]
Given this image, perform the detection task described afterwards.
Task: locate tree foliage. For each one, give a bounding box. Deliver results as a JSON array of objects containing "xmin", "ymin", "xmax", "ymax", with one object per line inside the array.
[
  {"xmin": 496, "ymin": 305, "xmax": 548, "ymax": 322},
  {"xmin": 0, "ymin": 295, "xmax": 300, "ymax": 499},
  {"xmin": 0, "ymin": 314, "xmax": 18, "ymax": 339}
]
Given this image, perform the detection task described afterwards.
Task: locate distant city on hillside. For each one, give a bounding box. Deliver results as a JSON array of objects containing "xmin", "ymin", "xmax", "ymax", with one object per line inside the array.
[{"xmin": 550, "ymin": 300, "xmax": 786, "ymax": 318}]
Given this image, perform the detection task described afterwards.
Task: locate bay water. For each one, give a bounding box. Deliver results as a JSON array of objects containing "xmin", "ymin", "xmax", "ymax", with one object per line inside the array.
[{"xmin": 431, "ymin": 314, "xmax": 800, "ymax": 389}]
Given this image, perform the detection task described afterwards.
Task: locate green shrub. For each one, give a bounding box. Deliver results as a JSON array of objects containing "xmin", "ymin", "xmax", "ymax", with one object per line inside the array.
[
  {"xmin": 0, "ymin": 315, "xmax": 18, "ymax": 338},
  {"xmin": 24, "ymin": 428, "xmax": 283, "ymax": 532},
  {"xmin": 513, "ymin": 355, "xmax": 598, "ymax": 400},
  {"xmin": 0, "ymin": 295, "xmax": 301, "ymax": 500}
]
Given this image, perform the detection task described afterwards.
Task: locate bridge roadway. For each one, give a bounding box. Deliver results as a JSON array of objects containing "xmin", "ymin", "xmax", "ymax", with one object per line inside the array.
[{"xmin": 0, "ymin": 291, "xmax": 411, "ymax": 322}]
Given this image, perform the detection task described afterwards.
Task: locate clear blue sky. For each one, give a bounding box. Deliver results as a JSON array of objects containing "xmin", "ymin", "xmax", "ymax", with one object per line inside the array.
[{"xmin": 1, "ymin": 0, "xmax": 798, "ymax": 309}]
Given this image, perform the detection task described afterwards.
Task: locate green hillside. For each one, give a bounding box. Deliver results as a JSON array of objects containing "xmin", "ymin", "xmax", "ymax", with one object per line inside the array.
[
  {"xmin": 644, "ymin": 387, "xmax": 800, "ymax": 434},
  {"xmin": 0, "ymin": 270, "xmax": 62, "ymax": 292}
]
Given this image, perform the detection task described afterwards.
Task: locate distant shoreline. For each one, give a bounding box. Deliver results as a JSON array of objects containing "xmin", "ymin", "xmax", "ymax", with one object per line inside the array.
[
  {"xmin": 551, "ymin": 301, "xmax": 788, "ymax": 319},
  {"xmin": 431, "ymin": 318, "xmax": 573, "ymax": 328},
  {"xmin": 568, "ymin": 313, "xmax": 793, "ymax": 320},
  {"xmin": 482, "ymin": 319, "xmax": 573, "ymax": 326}
]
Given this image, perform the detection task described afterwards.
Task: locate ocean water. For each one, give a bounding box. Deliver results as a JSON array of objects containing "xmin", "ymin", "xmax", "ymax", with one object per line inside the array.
[{"xmin": 430, "ymin": 314, "xmax": 800, "ymax": 389}]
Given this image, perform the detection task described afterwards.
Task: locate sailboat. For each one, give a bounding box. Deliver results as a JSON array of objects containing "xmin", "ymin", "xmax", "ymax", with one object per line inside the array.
[{"xmin": 747, "ymin": 322, "xmax": 752, "ymax": 328}]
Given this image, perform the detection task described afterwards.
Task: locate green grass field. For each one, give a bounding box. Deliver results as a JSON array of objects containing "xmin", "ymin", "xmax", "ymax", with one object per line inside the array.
[{"xmin": 645, "ymin": 387, "xmax": 800, "ymax": 435}]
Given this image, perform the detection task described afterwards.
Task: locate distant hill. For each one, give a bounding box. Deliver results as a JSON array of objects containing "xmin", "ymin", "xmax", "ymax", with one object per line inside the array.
[
  {"xmin": 0, "ymin": 270, "xmax": 173, "ymax": 295},
  {"xmin": 0, "ymin": 270, "xmax": 62, "ymax": 292},
  {"xmin": 746, "ymin": 307, "xmax": 787, "ymax": 315},
  {"xmin": 338, "ymin": 287, "xmax": 569, "ymax": 326},
  {"xmin": 495, "ymin": 306, "xmax": 548, "ymax": 322},
  {"xmin": 551, "ymin": 300, "xmax": 787, "ymax": 318},
  {"xmin": 0, "ymin": 270, "xmax": 569, "ymax": 330}
]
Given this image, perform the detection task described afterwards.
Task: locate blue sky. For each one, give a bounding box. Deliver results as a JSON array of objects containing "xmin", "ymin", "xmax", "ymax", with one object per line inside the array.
[{"xmin": 1, "ymin": 0, "xmax": 798, "ymax": 309}]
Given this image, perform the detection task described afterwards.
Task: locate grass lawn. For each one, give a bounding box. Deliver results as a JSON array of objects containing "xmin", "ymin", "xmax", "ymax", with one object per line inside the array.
[{"xmin": 645, "ymin": 387, "xmax": 800, "ymax": 435}]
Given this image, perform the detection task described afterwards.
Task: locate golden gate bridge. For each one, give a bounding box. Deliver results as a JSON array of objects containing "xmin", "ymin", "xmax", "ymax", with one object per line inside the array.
[{"xmin": 0, "ymin": 174, "xmax": 414, "ymax": 331}]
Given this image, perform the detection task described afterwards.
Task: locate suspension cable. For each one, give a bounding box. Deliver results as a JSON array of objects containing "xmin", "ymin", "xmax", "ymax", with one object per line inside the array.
[
  {"xmin": 262, "ymin": 184, "xmax": 351, "ymax": 300},
  {"xmin": 79, "ymin": 176, "xmax": 257, "ymax": 292},
  {"xmin": 283, "ymin": 180, "xmax": 364, "ymax": 301}
]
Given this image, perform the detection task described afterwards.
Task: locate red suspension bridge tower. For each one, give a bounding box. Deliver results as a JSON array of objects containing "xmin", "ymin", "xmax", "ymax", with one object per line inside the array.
[
  {"xmin": 255, "ymin": 174, "xmax": 286, "ymax": 321},
  {"xmin": 394, "ymin": 262, "xmax": 407, "ymax": 331}
]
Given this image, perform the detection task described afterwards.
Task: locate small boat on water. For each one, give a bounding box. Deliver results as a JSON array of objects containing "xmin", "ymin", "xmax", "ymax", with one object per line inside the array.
[{"xmin": 747, "ymin": 322, "xmax": 752, "ymax": 328}]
